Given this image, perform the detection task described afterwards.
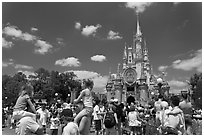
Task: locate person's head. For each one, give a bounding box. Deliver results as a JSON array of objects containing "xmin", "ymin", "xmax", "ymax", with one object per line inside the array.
[
  {"xmin": 19, "ymin": 84, "xmax": 34, "ymax": 97},
  {"xmin": 75, "ymin": 101, "xmax": 84, "ymax": 114},
  {"xmin": 158, "ymin": 94, "xmax": 163, "ymax": 100},
  {"xmin": 95, "ymin": 99, "xmax": 100, "ymax": 106},
  {"xmin": 161, "ymin": 101, "xmax": 169, "ymax": 110},
  {"xmin": 170, "ymin": 95, "xmax": 180, "ymax": 107},
  {"xmin": 82, "ymin": 79, "xmax": 94, "ymax": 90},
  {"xmin": 129, "ymin": 105, "xmax": 135, "ymax": 112},
  {"xmin": 181, "ymin": 93, "xmax": 188, "ymax": 100},
  {"xmin": 41, "ymin": 104, "xmax": 46, "ymax": 110}
]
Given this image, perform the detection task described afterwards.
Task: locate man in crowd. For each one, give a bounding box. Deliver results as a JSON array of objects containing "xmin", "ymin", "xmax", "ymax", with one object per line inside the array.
[
  {"xmin": 164, "ymin": 95, "xmax": 185, "ymax": 135},
  {"xmin": 36, "ymin": 103, "xmax": 50, "ymax": 134},
  {"xmin": 179, "ymin": 93, "xmax": 193, "ymax": 134},
  {"xmin": 75, "ymin": 101, "xmax": 92, "ymax": 135},
  {"xmin": 154, "ymin": 95, "xmax": 163, "ymax": 127}
]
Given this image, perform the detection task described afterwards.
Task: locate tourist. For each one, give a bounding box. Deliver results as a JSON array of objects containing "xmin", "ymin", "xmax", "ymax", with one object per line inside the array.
[
  {"xmin": 154, "ymin": 95, "xmax": 163, "ymax": 127},
  {"xmin": 103, "ymin": 102, "xmax": 118, "ymax": 135},
  {"xmin": 114, "ymin": 99, "xmax": 123, "ymax": 135},
  {"xmin": 179, "ymin": 93, "xmax": 193, "ymax": 134},
  {"xmin": 75, "ymin": 101, "xmax": 92, "ymax": 135},
  {"xmin": 93, "ymin": 100, "xmax": 102, "ymax": 135},
  {"xmin": 36, "ymin": 103, "xmax": 50, "ymax": 134},
  {"xmin": 74, "ymin": 79, "xmax": 94, "ymax": 125},
  {"xmin": 164, "ymin": 95, "xmax": 185, "ymax": 135},
  {"xmin": 49, "ymin": 112, "xmax": 60, "ymax": 135},
  {"xmin": 12, "ymin": 84, "xmax": 36, "ymax": 121},
  {"xmin": 127, "ymin": 105, "xmax": 141, "ymax": 135},
  {"xmin": 15, "ymin": 116, "xmax": 44, "ymax": 135},
  {"xmin": 62, "ymin": 106, "xmax": 79, "ymax": 135}
]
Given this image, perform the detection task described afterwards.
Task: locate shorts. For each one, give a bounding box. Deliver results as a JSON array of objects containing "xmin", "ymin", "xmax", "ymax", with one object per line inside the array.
[
  {"xmin": 94, "ymin": 120, "xmax": 101, "ymax": 131},
  {"xmin": 184, "ymin": 115, "xmax": 192, "ymax": 126}
]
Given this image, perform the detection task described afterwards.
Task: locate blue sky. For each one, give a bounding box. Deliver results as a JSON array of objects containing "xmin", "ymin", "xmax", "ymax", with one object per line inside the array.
[{"xmin": 2, "ymin": 2, "xmax": 202, "ymax": 93}]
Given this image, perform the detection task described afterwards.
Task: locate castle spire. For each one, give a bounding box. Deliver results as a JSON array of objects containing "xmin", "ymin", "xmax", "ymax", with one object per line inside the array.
[
  {"xmin": 123, "ymin": 43, "xmax": 127, "ymax": 60},
  {"xmin": 136, "ymin": 12, "xmax": 142, "ymax": 36}
]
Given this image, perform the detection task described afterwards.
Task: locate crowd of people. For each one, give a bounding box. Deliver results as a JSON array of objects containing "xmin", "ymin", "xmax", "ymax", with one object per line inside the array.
[{"xmin": 2, "ymin": 79, "xmax": 202, "ymax": 135}]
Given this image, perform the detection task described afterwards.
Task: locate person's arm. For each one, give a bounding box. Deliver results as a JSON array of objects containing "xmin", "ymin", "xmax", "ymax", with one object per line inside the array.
[
  {"xmin": 74, "ymin": 90, "xmax": 85, "ymax": 103},
  {"xmin": 27, "ymin": 97, "xmax": 36, "ymax": 114},
  {"xmin": 78, "ymin": 116, "xmax": 87, "ymax": 134},
  {"xmin": 35, "ymin": 126, "xmax": 44, "ymax": 135},
  {"xmin": 167, "ymin": 109, "xmax": 182, "ymax": 116},
  {"xmin": 114, "ymin": 113, "xmax": 118, "ymax": 124}
]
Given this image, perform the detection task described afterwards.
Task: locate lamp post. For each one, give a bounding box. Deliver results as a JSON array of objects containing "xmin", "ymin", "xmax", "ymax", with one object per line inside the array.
[{"xmin": 157, "ymin": 78, "xmax": 163, "ymax": 96}]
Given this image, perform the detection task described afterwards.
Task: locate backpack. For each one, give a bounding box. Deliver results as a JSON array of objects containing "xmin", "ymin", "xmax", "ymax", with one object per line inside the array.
[{"xmin": 104, "ymin": 111, "xmax": 116, "ymax": 128}]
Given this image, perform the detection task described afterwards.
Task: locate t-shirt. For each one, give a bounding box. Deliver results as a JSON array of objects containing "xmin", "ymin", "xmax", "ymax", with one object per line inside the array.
[
  {"xmin": 15, "ymin": 116, "xmax": 39, "ymax": 135},
  {"xmin": 82, "ymin": 88, "xmax": 93, "ymax": 108},
  {"xmin": 166, "ymin": 107, "xmax": 184, "ymax": 129},
  {"xmin": 128, "ymin": 111, "xmax": 140, "ymax": 126},
  {"xmin": 154, "ymin": 100, "xmax": 162, "ymax": 112},
  {"xmin": 179, "ymin": 100, "xmax": 192, "ymax": 115},
  {"xmin": 50, "ymin": 117, "xmax": 60, "ymax": 129},
  {"xmin": 93, "ymin": 105, "xmax": 100, "ymax": 120},
  {"xmin": 37, "ymin": 108, "xmax": 49, "ymax": 125},
  {"xmin": 62, "ymin": 122, "xmax": 79, "ymax": 135},
  {"xmin": 13, "ymin": 95, "xmax": 30, "ymax": 111}
]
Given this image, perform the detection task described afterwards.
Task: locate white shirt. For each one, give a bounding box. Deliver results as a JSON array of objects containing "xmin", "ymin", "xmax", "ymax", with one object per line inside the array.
[
  {"xmin": 50, "ymin": 117, "xmax": 60, "ymax": 129},
  {"xmin": 93, "ymin": 105, "xmax": 100, "ymax": 120},
  {"xmin": 82, "ymin": 88, "xmax": 93, "ymax": 108},
  {"xmin": 128, "ymin": 111, "xmax": 140, "ymax": 126},
  {"xmin": 37, "ymin": 108, "xmax": 49, "ymax": 125}
]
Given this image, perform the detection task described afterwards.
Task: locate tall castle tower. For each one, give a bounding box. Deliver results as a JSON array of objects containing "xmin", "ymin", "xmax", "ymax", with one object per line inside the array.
[
  {"xmin": 106, "ymin": 14, "xmax": 153, "ymax": 106},
  {"xmin": 123, "ymin": 13, "xmax": 151, "ymax": 86}
]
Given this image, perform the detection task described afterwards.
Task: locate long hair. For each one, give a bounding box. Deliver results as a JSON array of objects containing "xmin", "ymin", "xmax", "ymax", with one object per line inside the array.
[{"xmin": 19, "ymin": 83, "xmax": 34, "ymax": 97}]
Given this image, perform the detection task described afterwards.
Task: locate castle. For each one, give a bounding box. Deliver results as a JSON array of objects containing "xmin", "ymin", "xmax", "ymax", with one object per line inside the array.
[{"xmin": 106, "ymin": 14, "xmax": 168, "ymax": 106}]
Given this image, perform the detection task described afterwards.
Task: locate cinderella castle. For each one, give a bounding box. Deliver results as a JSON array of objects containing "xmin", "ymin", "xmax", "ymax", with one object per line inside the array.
[{"xmin": 106, "ymin": 14, "xmax": 170, "ymax": 106}]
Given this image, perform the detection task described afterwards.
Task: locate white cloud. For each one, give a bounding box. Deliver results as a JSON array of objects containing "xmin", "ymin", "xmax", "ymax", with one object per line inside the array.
[
  {"xmin": 2, "ymin": 37, "xmax": 13, "ymax": 48},
  {"xmin": 172, "ymin": 49, "xmax": 202, "ymax": 72},
  {"xmin": 125, "ymin": 2, "xmax": 153, "ymax": 13},
  {"xmin": 31, "ymin": 27, "xmax": 38, "ymax": 32},
  {"xmin": 22, "ymin": 32, "xmax": 36, "ymax": 41},
  {"xmin": 75, "ymin": 22, "xmax": 81, "ymax": 30},
  {"xmin": 15, "ymin": 64, "xmax": 33, "ymax": 70},
  {"xmin": 34, "ymin": 40, "xmax": 53, "ymax": 54},
  {"xmin": 173, "ymin": 59, "xmax": 181, "ymax": 64},
  {"xmin": 2, "ymin": 62, "xmax": 9, "ymax": 67},
  {"xmin": 66, "ymin": 70, "xmax": 109, "ymax": 88},
  {"xmin": 3, "ymin": 25, "xmax": 22, "ymax": 38},
  {"xmin": 3, "ymin": 25, "xmax": 36, "ymax": 41},
  {"xmin": 3, "ymin": 24, "xmax": 53, "ymax": 54},
  {"xmin": 55, "ymin": 57, "xmax": 81, "ymax": 67},
  {"xmin": 17, "ymin": 70, "xmax": 36, "ymax": 77},
  {"xmin": 2, "ymin": 60, "xmax": 14, "ymax": 67},
  {"xmin": 107, "ymin": 30, "xmax": 123, "ymax": 40},
  {"xmin": 168, "ymin": 79, "xmax": 188, "ymax": 94},
  {"xmin": 91, "ymin": 55, "xmax": 106, "ymax": 62},
  {"xmin": 81, "ymin": 24, "xmax": 101, "ymax": 37},
  {"xmin": 158, "ymin": 65, "xmax": 168, "ymax": 72}
]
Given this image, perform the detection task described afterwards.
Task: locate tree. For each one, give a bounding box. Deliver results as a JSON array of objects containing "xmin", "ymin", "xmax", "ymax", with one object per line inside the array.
[
  {"xmin": 190, "ymin": 73, "xmax": 202, "ymax": 109},
  {"xmin": 2, "ymin": 72, "xmax": 28, "ymax": 106}
]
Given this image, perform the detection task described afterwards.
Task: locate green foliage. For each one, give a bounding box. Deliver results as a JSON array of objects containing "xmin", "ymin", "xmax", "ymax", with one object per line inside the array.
[
  {"xmin": 190, "ymin": 73, "xmax": 202, "ymax": 109},
  {"xmin": 2, "ymin": 72, "xmax": 28, "ymax": 106},
  {"xmin": 2, "ymin": 68, "xmax": 82, "ymax": 105}
]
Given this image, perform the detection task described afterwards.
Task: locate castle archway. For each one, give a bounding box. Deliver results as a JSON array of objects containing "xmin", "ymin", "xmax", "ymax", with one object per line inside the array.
[{"xmin": 127, "ymin": 95, "xmax": 135, "ymax": 105}]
